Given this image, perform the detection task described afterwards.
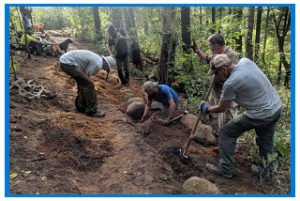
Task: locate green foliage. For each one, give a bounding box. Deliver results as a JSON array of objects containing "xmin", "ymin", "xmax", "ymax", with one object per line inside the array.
[{"xmin": 9, "ymin": 59, "xmax": 20, "ymax": 73}]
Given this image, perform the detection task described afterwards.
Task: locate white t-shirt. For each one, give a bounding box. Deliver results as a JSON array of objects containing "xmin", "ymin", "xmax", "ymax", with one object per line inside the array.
[{"xmin": 59, "ymin": 50, "xmax": 103, "ymax": 77}]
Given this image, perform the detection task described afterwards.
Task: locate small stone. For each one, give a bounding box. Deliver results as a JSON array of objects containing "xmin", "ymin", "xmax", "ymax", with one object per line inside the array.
[
  {"xmin": 23, "ymin": 171, "xmax": 31, "ymax": 177},
  {"xmin": 41, "ymin": 176, "xmax": 47, "ymax": 181}
]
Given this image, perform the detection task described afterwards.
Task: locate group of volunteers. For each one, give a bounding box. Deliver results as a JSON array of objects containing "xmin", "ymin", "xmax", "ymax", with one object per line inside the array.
[
  {"xmin": 27, "ymin": 21, "xmax": 281, "ymax": 185},
  {"xmin": 139, "ymin": 34, "xmax": 281, "ymax": 185}
]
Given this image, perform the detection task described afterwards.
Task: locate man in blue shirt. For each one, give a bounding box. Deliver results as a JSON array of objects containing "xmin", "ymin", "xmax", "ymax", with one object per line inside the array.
[{"xmin": 140, "ymin": 81, "xmax": 179, "ymax": 123}]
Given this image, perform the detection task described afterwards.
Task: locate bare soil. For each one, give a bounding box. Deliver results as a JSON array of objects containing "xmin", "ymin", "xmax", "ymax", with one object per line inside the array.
[{"xmin": 9, "ymin": 37, "xmax": 289, "ymax": 195}]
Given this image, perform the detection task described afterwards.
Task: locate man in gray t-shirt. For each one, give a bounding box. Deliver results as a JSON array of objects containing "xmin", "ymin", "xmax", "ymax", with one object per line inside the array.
[
  {"xmin": 59, "ymin": 50, "xmax": 116, "ymax": 117},
  {"xmin": 199, "ymin": 54, "xmax": 281, "ymax": 184}
]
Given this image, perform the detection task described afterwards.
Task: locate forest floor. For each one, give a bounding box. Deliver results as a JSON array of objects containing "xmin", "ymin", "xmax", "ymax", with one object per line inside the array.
[{"xmin": 9, "ymin": 36, "xmax": 289, "ymax": 195}]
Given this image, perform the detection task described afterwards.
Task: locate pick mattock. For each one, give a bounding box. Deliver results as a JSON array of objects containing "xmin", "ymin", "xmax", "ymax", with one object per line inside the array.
[{"xmin": 178, "ymin": 75, "xmax": 215, "ymax": 164}]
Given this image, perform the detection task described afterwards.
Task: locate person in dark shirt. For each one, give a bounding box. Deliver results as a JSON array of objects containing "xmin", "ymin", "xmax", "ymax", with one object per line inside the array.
[
  {"xmin": 140, "ymin": 81, "xmax": 179, "ymax": 123},
  {"xmin": 105, "ymin": 22, "xmax": 130, "ymax": 86}
]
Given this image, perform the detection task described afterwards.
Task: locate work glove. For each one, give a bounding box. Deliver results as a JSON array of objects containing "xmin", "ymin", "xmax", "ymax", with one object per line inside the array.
[
  {"xmin": 191, "ymin": 39, "xmax": 198, "ymax": 53},
  {"xmin": 199, "ymin": 101, "xmax": 210, "ymax": 113}
]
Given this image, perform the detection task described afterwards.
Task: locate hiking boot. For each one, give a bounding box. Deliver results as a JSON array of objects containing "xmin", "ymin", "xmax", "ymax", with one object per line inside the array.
[
  {"xmin": 251, "ymin": 164, "xmax": 263, "ymax": 176},
  {"xmin": 88, "ymin": 111, "xmax": 105, "ymax": 118},
  {"xmin": 251, "ymin": 164, "xmax": 273, "ymax": 184},
  {"xmin": 205, "ymin": 163, "xmax": 233, "ymax": 178}
]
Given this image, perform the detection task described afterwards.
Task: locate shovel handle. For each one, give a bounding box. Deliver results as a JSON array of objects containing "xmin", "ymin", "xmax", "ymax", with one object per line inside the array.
[{"xmin": 184, "ymin": 76, "xmax": 216, "ymax": 155}]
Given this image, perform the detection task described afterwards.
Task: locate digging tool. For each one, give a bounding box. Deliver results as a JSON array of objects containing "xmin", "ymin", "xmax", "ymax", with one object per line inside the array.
[
  {"xmin": 178, "ymin": 76, "xmax": 215, "ymax": 164},
  {"xmin": 156, "ymin": 110, "xmax": 189, "ymax": 126}
]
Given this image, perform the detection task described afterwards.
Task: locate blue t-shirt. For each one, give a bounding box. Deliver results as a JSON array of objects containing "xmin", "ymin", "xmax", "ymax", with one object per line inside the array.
[{"xmin": 149, "ymin": 84, "xmax": 179, "ymax": 107}]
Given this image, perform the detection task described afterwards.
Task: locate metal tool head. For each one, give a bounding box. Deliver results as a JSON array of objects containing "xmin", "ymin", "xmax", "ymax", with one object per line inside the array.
[
  {"xmin": 176, "ymin": 147, "xmax": 191, "ymax": 164},
  {"xmin": 183, "ymin": 110, "xmax": 189, "ymax": 114}
]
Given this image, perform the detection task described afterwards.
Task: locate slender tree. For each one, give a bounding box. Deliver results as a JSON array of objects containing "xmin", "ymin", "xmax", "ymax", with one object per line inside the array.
[
  {"xmin": 112, "ymin": 7, "xmax": 123, "ymax": 28},
  {"xmin": 211, "ymin": 7, "xmax": 216, "ymax": 33},
  {"xmin": 234, "ymin": 7, "xmax": 243, "ymax": 56},
  {"xmin": 262, "ymin": 7, "xmax": 270, "ymax": 63},
  {"xmin": 92, "ymin": 7, "xmax": 102, "ymax": 41},
  {"xmin": 245, "ymin": 7, "xmax": 255, "ymax": 60},
  {"xmin": 254, "ymin": 7, "xmax": 263, "ymax": 62},
  {"xmin": 200, "ymin": 7, "xmax": 203, "ymax": 27},
  {"xmin": 158, "ymin": 7, "xmax": 176, "ymax": 84},
  {"xmin": 272, "ymin": 7, "xmax": 291, "ymax": 88},
  {"xmin": 181, "ymin": 7, "xmax": 191, "ymax": 53}
]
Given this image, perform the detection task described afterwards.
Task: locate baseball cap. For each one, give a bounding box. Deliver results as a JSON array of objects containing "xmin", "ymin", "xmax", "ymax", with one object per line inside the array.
[{"xmin": 207, "ymin": 54, "xmax": 231, "ymax": 76}]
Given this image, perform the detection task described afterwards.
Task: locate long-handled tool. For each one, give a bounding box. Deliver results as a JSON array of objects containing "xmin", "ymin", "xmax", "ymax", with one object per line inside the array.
[
  {"xmin": 156, "ymin": 110, "xmax": 189, "ymax": 126},
  {"xmin": 178, "ymin": 76, "xmax": 215, "ymax": 164}
]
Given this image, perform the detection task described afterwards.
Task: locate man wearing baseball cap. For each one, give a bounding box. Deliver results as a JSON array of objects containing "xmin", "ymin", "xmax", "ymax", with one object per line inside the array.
[
  {"xmin": 59, "ymin": 50, "xmax": 116, "ymax": 117},
  {"xmin": 200, "ymin": 54, "xmax": 282, "ymax": 184}
]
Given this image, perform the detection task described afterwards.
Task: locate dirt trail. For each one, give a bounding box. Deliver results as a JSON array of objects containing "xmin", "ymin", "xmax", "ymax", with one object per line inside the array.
[{"xmin": 9, "ymin": 36, "xmax": 288, "ymax": 195}]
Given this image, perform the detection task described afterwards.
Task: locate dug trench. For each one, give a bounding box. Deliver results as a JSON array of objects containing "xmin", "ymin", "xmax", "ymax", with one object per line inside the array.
[{"xmin": 9, "ymin": 36, "xmax": 288, "ymax": 195}]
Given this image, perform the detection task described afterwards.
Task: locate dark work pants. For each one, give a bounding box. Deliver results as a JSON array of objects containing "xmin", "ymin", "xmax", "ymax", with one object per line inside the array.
[
  {"xmin": 29, "ymin": 41, "xmax": 43, "ymax": 55},
  {"xmin": 218, "ymin": 108, "xmax": 282, "ymax": 176},
  {"xmin": 116, "ymin": 56, "xmax": 129, "ymax": 85},
  {"xmin": 60, "ymin": 63, "xmax": 98, "ymax": 115}
]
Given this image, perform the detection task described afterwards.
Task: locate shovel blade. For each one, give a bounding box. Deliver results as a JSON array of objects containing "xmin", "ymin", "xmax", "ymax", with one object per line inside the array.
[{"xmin": 176, "ymin": 147, "xmax": 191, "ymax": 164}]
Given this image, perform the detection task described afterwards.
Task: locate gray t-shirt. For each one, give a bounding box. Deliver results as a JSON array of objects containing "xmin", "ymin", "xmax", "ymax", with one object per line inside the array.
[
  {"xmin": 221, "ymin": 58, "xmax": 281, "ymax": 119},
  {"xmin": 59, "ymin": 50, "xmax": 103, "ymax": 77}
]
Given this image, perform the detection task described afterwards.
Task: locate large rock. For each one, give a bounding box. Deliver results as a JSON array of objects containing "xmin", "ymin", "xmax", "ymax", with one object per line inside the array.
[
  {"xmin": 193, "ymin": 124, "xmax": 217, "ymax": 146},
  {"xmin": 126, "ymin": 97, "xmax": 144, "ymax": 105},
  {"xmin": 126, "ymin": 102, "xmax": 145, "ymax": 120},
  {"xmin": 120, "ymin": 88, "xmax": 134, "ymax": 94},
  {"xmin": 107, "ymin": 75, "xmax": 121, "ymax": 86},
  {"xmin": 180, "ymin": 114, "xmax": 199, "ymax": 129},
  {"xmin": 183, "ymin": 176, "xmax": 221, "ymax": 194},
  {"xmin": 123, "ymin": 93, "xmax": 137, "ymax": 102}
]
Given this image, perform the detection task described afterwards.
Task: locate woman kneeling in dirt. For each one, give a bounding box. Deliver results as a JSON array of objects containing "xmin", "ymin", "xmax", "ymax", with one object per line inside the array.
[{"xmin": 59, "ymin": 50, "xmax": 116, "ymax": 117}]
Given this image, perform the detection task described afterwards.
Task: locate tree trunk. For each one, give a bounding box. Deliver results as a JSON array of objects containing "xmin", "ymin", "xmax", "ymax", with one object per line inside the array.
[
  {"xmin": 159, "ymin": 7, "xmax": 176, "ymax": 85},
  {"xmin": 200, "ymin": 7, "xmax": 203, "ymax": 27},
  {"xmin": 211, "ymin": 7, "xmax": 216, "ymax": 33},
  {"xmin": 254, "ymin": 7, "xmax": 263, "ymax": 62},
  {"xmin": 123, "ymin": 8, "xmax": 143, "ymax": 71},
  {"xmin": 245, "ymin": 7, "xmax": 255, "ymax": 60},
  {"xmin": 272, "ymin": 7, "xmax": 291, "ymax": 88},
  {"xmin": 219, "ymin": 7, "xmax": 222, "ymax": 21},
  {"xmin": 228, "ymin": 7, "xmax": 232, "ymax": 15},
  {"xmin": 57, "ymin": 7, "xmax": 63, "ymax": 29},
  {"xmin": 277, "ymin": 61, "xmax": 282, "ymax": 85},
  {"xmin": 181, "ymin": 7, "xmax": 191, "ymax": 53},
  {"xmin": 262, "ymin": 7, "xmax": 270, "ymax": 63},
  {"xmin": 112, "ymin": 7, "xmax": 122, "ymax": 28},
  {"xmin": 235, "ymin": 7, "xmax": 243, "ymax": 56},
  {"xmin": 19, "ymin": 7, "xmax": 32, "ymax": 59},
  {"xmin": 92, "ymin": 7, "xmax": 102, "ymax": 41}
]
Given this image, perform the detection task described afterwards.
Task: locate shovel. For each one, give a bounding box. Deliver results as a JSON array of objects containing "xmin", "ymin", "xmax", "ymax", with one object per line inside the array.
[{"xmin": 178, "ymin": 76, "xmax": 215, "ymax": 164}]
